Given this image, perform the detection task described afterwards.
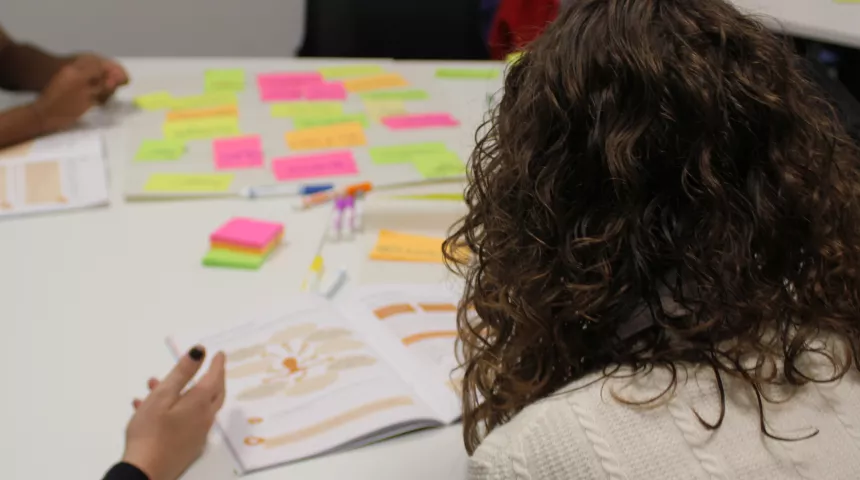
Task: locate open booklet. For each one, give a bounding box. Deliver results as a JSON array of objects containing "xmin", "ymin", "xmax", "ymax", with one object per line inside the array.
[{"xmin": 167, "ymin": 284, "xmax": 464, "ymax": 474}]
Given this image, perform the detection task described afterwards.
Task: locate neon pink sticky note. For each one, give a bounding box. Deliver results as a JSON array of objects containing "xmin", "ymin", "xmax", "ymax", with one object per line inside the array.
[
  {"xmin": 210, "ymin": 217, "xmax": 284, "ymax": 248},
  {"xmin": 260, "ymin": 85, "xmax": 303, "ymax": 102},
  {"xmin": 272, "ymin": 150, "xmax": 359, "ymax": 181},
  {"xmin": 304, "ymin": 82, "xmax": 347, "ymax": 100},
  {"xmin": 381, "ymin": 113, "xmax": 460, "ymax": 130},
  {"xmin": 213, "ymin": 135, "xmax": 264, "ymax": 170},
  {"xmin": 257, "ymin": 73, "xmax": 324, "ymax": 102}
]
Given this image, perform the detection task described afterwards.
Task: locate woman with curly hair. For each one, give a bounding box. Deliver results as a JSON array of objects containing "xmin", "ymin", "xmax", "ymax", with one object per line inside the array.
[{"xmin": 445, "ymin": 0, "xmax": 860, "ymax": 478}]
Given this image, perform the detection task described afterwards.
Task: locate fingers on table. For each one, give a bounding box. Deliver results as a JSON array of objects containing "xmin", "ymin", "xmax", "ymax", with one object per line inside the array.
[
  {"xmin": 151, "ymin": 346, "xmax": 207, "ymax": 404},
  {"xmin": 185, "ymin": 352, "xmax": 227, "ymax": 415}
]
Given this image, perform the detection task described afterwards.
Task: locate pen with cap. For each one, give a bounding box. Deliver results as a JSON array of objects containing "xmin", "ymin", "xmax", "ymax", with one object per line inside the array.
[{"xmin": 240, "ymin": 183, "xmax": 333, "ymax": 199}]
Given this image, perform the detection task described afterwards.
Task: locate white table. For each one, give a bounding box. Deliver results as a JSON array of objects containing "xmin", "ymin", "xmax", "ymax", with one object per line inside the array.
[
  {"xmin": 730, "ymin": 0, "xmax": 860, "ymax": 48},
  {"xmin": 0, "ymin": 58, "xmax": 499, "ymax": 480}
]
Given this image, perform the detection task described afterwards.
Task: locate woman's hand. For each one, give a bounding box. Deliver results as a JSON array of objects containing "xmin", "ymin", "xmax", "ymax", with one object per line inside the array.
[
  {"xmin": 123, "ymin": 347, "xmax": 226, "ymax": 480},
  {"xmin": 73, "ymin": 53, "xmax": 129, "ymax": 102}
]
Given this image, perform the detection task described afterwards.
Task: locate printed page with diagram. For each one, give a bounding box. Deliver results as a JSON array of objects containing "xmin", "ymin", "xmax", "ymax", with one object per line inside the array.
[
  {"xmin": 168, "ymin": 295, "xmax": 452, "ymax": 474},
  {"xmin": 338, "ymin": 283, "xmax": 465, "ymax": 423},
  {"xmin": 0, "ymin": 129, "xmax": 108, "ymax": 218}
]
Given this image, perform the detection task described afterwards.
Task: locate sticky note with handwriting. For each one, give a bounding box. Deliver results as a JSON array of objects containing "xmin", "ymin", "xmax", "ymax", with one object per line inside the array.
[
  {"xmin": 163, "ymin": 117, "xmax": 241, "ymax": 141},
  {"xmin": 257, "ymin": 72, "xmax": 323, "ymax": 88},
  {"xmin": 360, "ymin": 89, "xmax": 429, "ymax": 101},
  {"xmin": 272, "ymin": 150, "xmax": 358, "ymax": 181},
  {"xmin": 381, "ymin": 113, "xmax": 459, "ymax": 130},
  {"xmin": 170, "ymin": 93, "xmax": 237, "ymax": 110},
  {"xmin": 344, "ymin": 74, "xmax": 409, "ymax": 93},
  {"xmin": 293, "ymin": 113, "xmax": 368, "ymax": 130},
  {"xmin": 319, "ymin": 64, "xmax": 385, "ymax": 79},
  {"xmin": 135, "ymin": 91, "xmax": 174, "ymax": 110},
  {"xmin": 304, "ymin": 82, "xmax": 347, "ymax": 100},
  {"xmin": 205, "ymin": 69, "xmax": 245, "ymax": 92},
  {"xmin": 166, "ymin": 104, "xmax": 238, "ymax": 122},
  {"xmin": 435, "ymin": 68, "xmax": 500, "ymax": 79},
  {"xmin": 369, "ymin": 230, "xmax": 447, "ymax": 263},
  {"xmin": 369, "ymin": 142, "xmax": 449, "ymax": 164},
  {"xmin": 270, "ymin": 101, "xmax": 344, "ymax": 118},
  {"xmin": 411, "ymin": 151, "xmax": 466, "ymax": 179},
  {"xmin": 213, "ymin": 135, "xmax": 264, "ymax": 170},
  {"xmin": 135, "ymin": 139, "xmax": 186, "ymax": 161},
  {"xmin": 144, "ymin": 173, "xmax": 234, "ymax": 193},
  {"xmin": 285, "ymin": 122, "xmax": 366, "ymax": 151}
]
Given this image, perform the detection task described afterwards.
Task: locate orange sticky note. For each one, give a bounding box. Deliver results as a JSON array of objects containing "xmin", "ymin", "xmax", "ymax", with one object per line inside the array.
[
  {"xmin": 343, "ymin": 73, "xmax": 409, "ymax": 93},
  {"xmin": 285, "ymin": 122, "xmax": 367, "ymax": 151},
  {"xmin": 166, "ymin": 104, "xmax": 239, "ymax": 122},
  {"xmin": 369, "ymin": 230, "xmax": 448, "ymax": 263}
]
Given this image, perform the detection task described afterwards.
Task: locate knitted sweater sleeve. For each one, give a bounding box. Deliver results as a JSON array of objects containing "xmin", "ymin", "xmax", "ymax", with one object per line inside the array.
[{"xmin": 468, "ymin": 430, "xmax": 520, "ymax": 480}]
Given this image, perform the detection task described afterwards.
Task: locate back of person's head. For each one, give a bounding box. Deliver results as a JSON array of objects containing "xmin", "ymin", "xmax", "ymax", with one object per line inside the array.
[{"xmin": 445, "ymin": 0, "xmax": 860, "ymax": 453}]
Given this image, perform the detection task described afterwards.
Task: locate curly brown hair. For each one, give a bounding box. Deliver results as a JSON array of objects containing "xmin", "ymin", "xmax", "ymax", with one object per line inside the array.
[{"xmin": 444, "ymin": 0, "xmax": 860, "ymax": 454}]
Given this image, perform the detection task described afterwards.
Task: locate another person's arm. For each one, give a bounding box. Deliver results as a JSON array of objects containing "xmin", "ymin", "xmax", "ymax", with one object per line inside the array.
[
  {"xmin": 101, "ymin": 347, "xmax": 227, "ymax": 480},
  {"xmin": 0, "ymin": 26, "xmax": 66, "ymax": 92}
]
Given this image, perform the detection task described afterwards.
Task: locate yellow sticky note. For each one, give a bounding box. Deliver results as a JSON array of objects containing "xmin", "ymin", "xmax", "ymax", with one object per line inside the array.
[
  {"xmin": 363, "ymin": 100, "xmax": 407, "ymax": 121},
  {"xmin": 411, "ymin": 151, "xmax": 466, "ymax": 179},
  {"xmin": 135, "ymin": 91, "xmax": 174, "ymax": 110},
  {"xmin": 344, "ymin": 74, "xmax": 409, "ymax": 93},
  {"xmin": 205, "ymin": 69, "xmax": 245, "ymax": 92},
  {"xmin": 169, "ymin": 93, "xmax": 238, "ymax": 110},
  {"xmin": 369, "ymin": 230, "xmax": 450, "ymax": 263},
  {"xmin": 163, "ymin": 117, "xmax": 240, "ymax": 141},
  {"xmin": 319, "ymin": 64, "xmax": 386, "ymax": 79},
  {"xmin": 166, "ymin": 104, "xmax": 238, "ymax": 122},
  {"xmin": 285, "ymin": 122, "xmax": 367, "ymax": 151},
  {"xmin": 270, "ymin": 102, "xmax": 344, "ymax": 118},
  {"xmin": 144, "ymin": 173, "xmax": 234, "ymax": 193}
]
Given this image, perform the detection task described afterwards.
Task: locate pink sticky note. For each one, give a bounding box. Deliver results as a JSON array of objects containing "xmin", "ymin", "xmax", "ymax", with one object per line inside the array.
[
  {"xmin": 257, "ymin": 72, "xmax": 323, "ymax": 88},
  {"xmin": 210, "ymin": 217, "xmax": 284, "ymax": 249},
  {"xmin": 272, "ymin": 150, "xmax": 359, "ymax": 181},
  {"xmin": 381, "ymin": 113, "xmax": 460, "ymax": 130},
  {"xmin": 213, "ymin": 135, "xmax": 264, "ymax": 170},
  {"xmin": 259, "ymin": 85, "xmax": 303, "ymax": 102},
  {"xmin": 303, "ymin": 82, "xmax": 347, "ymax": 101}
]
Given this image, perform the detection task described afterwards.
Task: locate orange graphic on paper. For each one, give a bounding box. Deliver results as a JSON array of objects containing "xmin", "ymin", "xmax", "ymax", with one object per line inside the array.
[
  {"xmin": 244, "ymin": 437, "xmax": 265, "ymax": 446},
  {"xmin": 259, "ymin": 396, "xmax": 415, "ymax": 448},
  {"xmin": 24, "ymin": 161, "xmax": 64, "ymax": 205},
  {"xmin": 419, "ymin": 303, "xmax": 457, "ymax": 313},
  {"xmin": 166, "ymin": 104, "xmax": 239, "ymax": 122},
  {"xmin": 247, "ymin": 417, "xmax": 263, "ymax": 425},
  {"xmin": 285, "ymin": 122, "xmax": 367, "ymax": 151},
  {"xmin": 401, "ymin": 330, "xmax": 458, "ymax": 346},
  {"xmin": 344, "ymin": 74, "xmax": 409, "ymax": 93},
  {"xmin": 373, "ymin": 303, "xmax": 417, "ymax": 320}
]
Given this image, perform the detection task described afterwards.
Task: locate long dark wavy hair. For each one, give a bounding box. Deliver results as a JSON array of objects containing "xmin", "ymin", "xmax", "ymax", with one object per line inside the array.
[{"xmin": 443, "ymin": 0, "xmax": 860, "ymax": 454}]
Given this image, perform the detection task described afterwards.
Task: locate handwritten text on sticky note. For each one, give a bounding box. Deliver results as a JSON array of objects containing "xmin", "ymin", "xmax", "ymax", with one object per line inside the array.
[
  {"xmin": 205, "ymin": 69, "xmax": 245, "ymax": 92},
  {"xmin": 411, "ymin": 151, "xmax": 466, "ymax": 179},
  {"xmin": 272, "ymin": 150, "xmax": 358, "ymax": 181},
  {"xmin": 135, "ymin": 91, "xmax": 174, "ymax": 110},
  {"xmin": 360, "ymin": 90, "xmax": 429, "ymax": 102},
  {"xmin": 144, "ymin": 173, "xmax": 234, "ymax": 193},
  {"xmin": 169, "ymin": 93, "xmax": 237, "ymax": 110},
  {"xmin": 319, "ymin": 65, "xmax": 385, "ymax": 79},
  {"xmin": 344, "ymin": 74, "xmax": 409, "ymax": 93},
  {"xmin": 369, "ymin": 142, "xmax": 449, "ymax": 164},
  {"xmin": 382, "ymin": 113, "xmax": 459, "ymax": 130},
  {"xmin": 213, "ymin": 135, "xmax": 264, "ymax": 170},
  {"xmin": 293, "ymin": 113, "xmax": 368, "ymax": 130},
  {"xmin": 304, "ymin": 82, "xmax": 347, "ymax": 100},
  {"xmin": 166, "ymin": 105, "xmax": 238, "ymax": 122},
  {"xmin": 163, "ymin": 117, "xmax": 240, "ymax": 141},
  {"xmin": 135, "ymin": 139, "xmax": 185, "ymax": 162},
  {"xmin": 435, "ymin": 68, "xmax": 500, "ymax": 80},
  {"xmin": 285, "ymin": 122, "xmax": 367, "ymax": 151},
  {"xmin": 369, "ymin": 230, "xmax": 447, "ymax": 263}
]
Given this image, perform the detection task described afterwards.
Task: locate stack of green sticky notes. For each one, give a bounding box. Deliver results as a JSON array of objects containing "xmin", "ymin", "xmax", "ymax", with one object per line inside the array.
[{"xmin": 203, "ymin": 217, "xmax": 285, "ymax": 270}]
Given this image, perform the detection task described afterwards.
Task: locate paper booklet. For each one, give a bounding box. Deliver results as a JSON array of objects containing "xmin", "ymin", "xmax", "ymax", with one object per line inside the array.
[
  {"xmin": 0, "ymin": 129, "xmax": 109, "ymax": 218},
  {"xmin": 167, "ymin": 284, "xmax": 464, "ymax": 474}
]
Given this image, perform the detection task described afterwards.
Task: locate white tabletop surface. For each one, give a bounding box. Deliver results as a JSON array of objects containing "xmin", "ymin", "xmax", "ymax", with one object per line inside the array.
[
  {"xmin": 0, "ymin": 58, "xmax": 494, "ymax": 480},
  {"xmin": 730, "ymin": 0, "xmax": 860, "ymax": 48}
]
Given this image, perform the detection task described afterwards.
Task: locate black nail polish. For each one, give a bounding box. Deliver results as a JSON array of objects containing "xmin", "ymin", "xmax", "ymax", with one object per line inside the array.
[{"xmin": 189, "ymin": 346, "xmax": 205, "ymax": 361}]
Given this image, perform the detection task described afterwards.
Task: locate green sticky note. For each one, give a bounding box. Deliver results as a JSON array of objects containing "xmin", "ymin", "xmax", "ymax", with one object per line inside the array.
[
  {"xmin": 205, "ymin": 69, "xmax": 246, "ymax": 92},
  {"xmin": 293, "ymin": 113, "xmax": 369, "ymax": 129},
  {"xmin": 203, "ymin": 248, "xmax": 266, "ymax": 270},
  {"xmin": 359, "ymin": 89, "xmax": 429, "ymax": 101},
  {"xmin": 144, "ymin": 173, "xmax": 234, "ymax": 193},
  {"xmin": 134, "ymin": 139, "xmax": 186, "ymax": 161},
  {"xmin": 270, "ymin": 102, "xmax": 344, "ymax": 118},
  {"xmin": 169, "ymin": 92, "xmax": 238, "ymax": 110},
  {"xmin": 319, "ymin": 64, "xmax": 386, "ymax": 79},
  {"xmin": 411, "ymin": 152, "xmax": 467, "ymax": 179},
  {"xmin": 162, "ymin": 117, "xmax": 240, "ymax": 141},
  {"xmin": 370, "ymin": 142, "xmax": 450, "ymax": 164},
  {"xmin": 435, "ymin": 68, "xmax": 500, "ymax": 80},
  {"xmin": 135, "ymin": 91, "xmax": 174, "ymax": 110}
]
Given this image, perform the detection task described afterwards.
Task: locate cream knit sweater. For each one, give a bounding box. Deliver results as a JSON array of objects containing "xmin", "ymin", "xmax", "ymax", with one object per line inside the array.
[{"xmin": 468, "ymin": 366, "xmax": 860, "ymax": 480}]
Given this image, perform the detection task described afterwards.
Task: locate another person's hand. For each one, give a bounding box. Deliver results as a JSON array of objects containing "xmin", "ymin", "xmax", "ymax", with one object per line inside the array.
[
  {"xmin": 74, "ymin": 53, "xmax": 129, "ymax": 102},
  {"xmin": 123, "ymin": 347, "xmax": 227, "ymax": 480},
  {"xmin": 31, "ymin": 58, "xmax": 105, "ymax": 133}
]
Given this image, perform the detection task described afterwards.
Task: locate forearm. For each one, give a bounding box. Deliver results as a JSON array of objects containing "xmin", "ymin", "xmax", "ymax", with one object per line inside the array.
[
  {"xmin": 0, "ymin": 104, "xmax": 44, "ymax": 148},
  {"xmin": 0, "ymin": 42, "xmax": 66, "ymax": 92}
]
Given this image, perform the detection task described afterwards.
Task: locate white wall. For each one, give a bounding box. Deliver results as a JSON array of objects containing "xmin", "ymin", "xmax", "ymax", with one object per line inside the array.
[{"xmin": 1, "ymin": 0, "xmax": 306, "ymax": 57}]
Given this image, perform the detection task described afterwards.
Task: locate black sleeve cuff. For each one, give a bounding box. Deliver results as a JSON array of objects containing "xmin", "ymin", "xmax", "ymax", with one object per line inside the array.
[{"xmin": 102, "ymin": 462, "xmax": 150, "ymax": 480}]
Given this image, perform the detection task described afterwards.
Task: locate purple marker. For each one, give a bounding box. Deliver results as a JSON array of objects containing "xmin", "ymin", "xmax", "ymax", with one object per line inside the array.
[{"xmin": 331, "ymin": 196, "xmax": 347, "ymax": 238}]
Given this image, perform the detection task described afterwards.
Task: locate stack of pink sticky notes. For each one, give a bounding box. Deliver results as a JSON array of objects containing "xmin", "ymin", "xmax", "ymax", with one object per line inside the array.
[
  {"xmin": 203, "ymin": 217, "xmax": 284, "ymax": 270},
  {"xmin": 381, "ymin": 113, "xmax": 460, "ymax": 130},
  {"xmin": 213, "ymin": 135, "xmax": 264, "ymax": 170},
  {"xmin": 257, "ymin": 72, "xmax": 347, "ymax": 102}
]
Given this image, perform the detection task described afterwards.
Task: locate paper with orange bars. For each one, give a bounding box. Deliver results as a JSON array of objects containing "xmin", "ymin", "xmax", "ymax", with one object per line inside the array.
[{"xmin": 369, "ymin": 230, "xmax": 469, "ymax": 264}]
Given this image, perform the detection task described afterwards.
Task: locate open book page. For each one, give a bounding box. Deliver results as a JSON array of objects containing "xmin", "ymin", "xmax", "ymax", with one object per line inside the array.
[
  {"xmin": 338, "ymin": 284, "xmax": 464, "ymax": 423},
  {"xmin": 0, "ymin": 129, "xmax": 108, "ymax": 218},
  {"xmin": 168, "ymin": 295, "xmax": 445, "ymax": 474}
]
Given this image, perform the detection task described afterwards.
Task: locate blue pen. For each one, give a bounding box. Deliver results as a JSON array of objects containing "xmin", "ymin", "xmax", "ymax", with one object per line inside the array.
[{"xmin": 240, "ymin": 183, "xmax": 334, "ymax": 199}]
